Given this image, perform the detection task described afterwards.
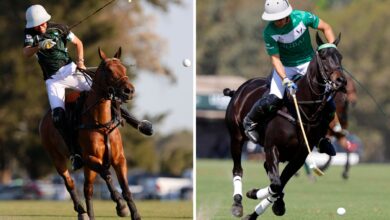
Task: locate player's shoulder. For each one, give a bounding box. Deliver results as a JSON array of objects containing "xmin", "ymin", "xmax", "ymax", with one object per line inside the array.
[{"xmin": 47, "ymin": 22, "xmax": 69, "ymax": 34}]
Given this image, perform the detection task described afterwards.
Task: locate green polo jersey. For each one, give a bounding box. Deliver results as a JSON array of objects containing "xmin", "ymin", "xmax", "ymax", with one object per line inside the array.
[
  {"xmin": 263, "ymin": 10, "xmax": 320, "ymax": 67},
  {"xmin": 24, "ymin": 22, "xmax": 73, "ymax": 80}
]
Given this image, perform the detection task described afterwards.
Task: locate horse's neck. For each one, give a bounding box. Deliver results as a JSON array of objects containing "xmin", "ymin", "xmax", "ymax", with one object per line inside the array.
[
  {"xmin": 85, "ymin": 92, "xmax": 112, "ymax": 124},
  {"xmin": 294, "ymin": 60, "xmax": 328, "ymax": 118},
  {"xmin": 298, "ymin": 59, "xmax": 325, "ymax": 100}
]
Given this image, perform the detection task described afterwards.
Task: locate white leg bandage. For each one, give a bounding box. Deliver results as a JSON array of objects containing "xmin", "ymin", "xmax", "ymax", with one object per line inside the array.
[
  {"xmin": 233, "ymin": 176, "xmax": 242, "ymax": 197},
  {"xmin": 256, "ymin": 186, "xmax": 275, "ymax": 200},
  {"xmin": 255, "ymin": 196, "xmax": 277, "ymax": 215}
]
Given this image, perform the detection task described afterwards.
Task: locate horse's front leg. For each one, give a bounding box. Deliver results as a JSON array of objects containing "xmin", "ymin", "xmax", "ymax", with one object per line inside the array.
[
  {"xmin": 84, "ymin": 168, "xmax": 97, "ymax": 220},
  {"xmin": 244, "ymin": 144, "xmax": 280, "ymax": 220},
  {"xmin": 100, "ymin": 168, "xmax": 130, "ymax": 218},
  {"xmin": 273, "ymin": 151, "xmax": 308, "ymax": 216},
  {"xmin": 56, "ymin": 167, "xmax": 88, "ymax": 220},
  {"xmin": 113, "ymin": 154, "xmax": 141, "ymax": 220}
]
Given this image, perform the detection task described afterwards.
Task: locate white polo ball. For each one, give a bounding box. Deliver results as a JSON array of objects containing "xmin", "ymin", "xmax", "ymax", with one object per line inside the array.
[
  {"xmin": 337, "ymin": 207, "xmax": 346, "ymax": 215},
  {"xmin": 182, "ymin": 59, "xmax": 191, "ymax": 67}
]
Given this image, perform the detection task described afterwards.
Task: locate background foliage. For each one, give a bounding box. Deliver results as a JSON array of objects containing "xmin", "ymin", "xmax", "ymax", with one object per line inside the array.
[
  {"xmin": 196, "ymin": 0, "xmax": 390, "ymax": 162},
  {"xmin": 0, "ymin": 0, "xmax": 192, "ymax": 182}
]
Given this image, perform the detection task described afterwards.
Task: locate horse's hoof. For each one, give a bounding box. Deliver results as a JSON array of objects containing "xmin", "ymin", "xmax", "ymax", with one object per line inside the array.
[
  {"xmin": 117, "ymin": 205, "xmax": 130, "ymax": 217},
  {"xmin": 246, "ymin": 188, "xmax": 259, "ymax": 200},
  {"xmin": 131, "ymin": 212, "xmax": 141, "ymax": 220},
  {"xmin": 231, "ymin": 203, "xmax": 243, "ymax": 217},
  {"xmin": 272, "ymin": 198, "xmax": 286, "ymax": 216},
  {"xmin": 241, "ymin": 212, "xmax": 258, "ymax": 220},
  {"xmin": 231, "ymin": 194, "xmax": 243, "ymax": 217},
  {"xmin": 78, "ymin": 213, "xmax": 89, "ymax": 220},
  {"xmin": 342, "ymin": 172, "xmax": 349, "ymax": 180}
]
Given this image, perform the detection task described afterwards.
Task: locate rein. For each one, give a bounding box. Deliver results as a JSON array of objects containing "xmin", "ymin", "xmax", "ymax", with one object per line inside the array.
[{"xmin": 77, "ymin": 61, "xmax": 125, "ymax": 133}]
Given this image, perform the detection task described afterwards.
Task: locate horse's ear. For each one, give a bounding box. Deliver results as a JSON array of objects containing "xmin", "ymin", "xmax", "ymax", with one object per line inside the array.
[
  {"xmin": 98, "ymin": 47, "xmax": 107, "ymax": 60},
  {"xmin": 114, "ymin": 47, "xmax": 122, "ymax": 59},
  {"xmin": 333, "ymin": 33, "xmax": 341, "ymax": 46},
  {"xmin": 316, "ymin": 32, "xmax": 324, "ymax": 46}
]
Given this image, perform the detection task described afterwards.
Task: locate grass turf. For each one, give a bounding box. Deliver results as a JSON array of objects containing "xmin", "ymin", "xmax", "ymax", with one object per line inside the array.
[
  {"xmin": 196, "ymin": 159, "xmax": 390, "ymax": 220},
  {"xmin": 0, "ymin": 200, "xmax": 192, "ymax": 220}
]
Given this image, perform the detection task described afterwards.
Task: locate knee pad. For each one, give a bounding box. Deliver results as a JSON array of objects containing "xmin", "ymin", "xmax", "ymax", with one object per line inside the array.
[{"xmin": 52, "ymin": 107, "xmax": 66, "ymax": 129}]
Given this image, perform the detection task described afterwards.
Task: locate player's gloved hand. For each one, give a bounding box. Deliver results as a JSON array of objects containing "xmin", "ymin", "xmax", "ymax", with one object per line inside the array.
[
  {"xmin": 38, "ymin": 39, "xmax": 56, "ymax": 50},
  {"xmin": 282, "ymin": 77, "xmax": 297, "ymax": 95}
]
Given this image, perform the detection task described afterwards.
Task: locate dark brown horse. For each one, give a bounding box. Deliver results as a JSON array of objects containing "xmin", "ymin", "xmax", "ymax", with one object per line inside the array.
[
  {"xmin": 224, "ymin": 33, "xmax": 347, "ymax": 219},
  {"xmin": 39, "ymin": 48, "xmax": 141, "ymax": 220}
]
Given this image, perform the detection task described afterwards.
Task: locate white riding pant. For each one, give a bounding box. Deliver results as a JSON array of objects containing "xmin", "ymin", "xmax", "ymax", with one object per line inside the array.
[
  {"xmin": 45, "ymin": 62, "xmax": 92, "ymax": 110},
  {"xmin": 269, "ymin": 61, "xmax": 311, "ymax": 99}
]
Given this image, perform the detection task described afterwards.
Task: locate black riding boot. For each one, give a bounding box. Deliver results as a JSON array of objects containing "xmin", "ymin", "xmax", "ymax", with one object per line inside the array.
[
  {"xmin": 52, "ymin": 107, "xmax": 83, "ymax": 171},
  {"xmin": 243, "ymin": 94, "xmax": 282, "ymax": 143},
  {"xmin": 317, "ymin": 100, "xmax": 336, "ymax": 156}
]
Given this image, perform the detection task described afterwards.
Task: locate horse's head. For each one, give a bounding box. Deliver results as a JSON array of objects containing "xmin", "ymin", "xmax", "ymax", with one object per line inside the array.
[
  {"xmin": 315, "ymin": 32, "xmax": 347, "ymax": 92},
  {"xmin": 94, "ymin": 47, "xmax": 135, "ymax": 103}
]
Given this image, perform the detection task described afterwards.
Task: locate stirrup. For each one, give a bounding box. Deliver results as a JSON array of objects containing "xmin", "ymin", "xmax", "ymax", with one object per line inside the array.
[
  {"xmin": 70, "ymin": 154, "xmax": 83, "ymax": 171},
  {"xmin": 243, "ymin": 117, "xmax": 259, "ymax": 143}
]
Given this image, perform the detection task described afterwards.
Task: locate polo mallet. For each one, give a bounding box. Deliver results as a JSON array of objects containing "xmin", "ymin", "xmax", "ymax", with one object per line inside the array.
[{"xmin": 292, "ymin": 94, "xmax": 325, "ymax": 176}]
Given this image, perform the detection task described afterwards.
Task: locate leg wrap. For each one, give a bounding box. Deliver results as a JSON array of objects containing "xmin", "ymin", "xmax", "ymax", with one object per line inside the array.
[{"xmin": 233, "ymin": 176, "xmax": 242, "ymax": 196}]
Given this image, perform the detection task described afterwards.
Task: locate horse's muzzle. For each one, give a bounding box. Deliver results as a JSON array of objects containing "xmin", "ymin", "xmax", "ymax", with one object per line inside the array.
[
  {"xmin": 334, "ymin": 76, "xmax": 347, "ymax": 93},
  {"xmin": 118, "ymin": 87, "xmax": 134, "ymax": 102}
]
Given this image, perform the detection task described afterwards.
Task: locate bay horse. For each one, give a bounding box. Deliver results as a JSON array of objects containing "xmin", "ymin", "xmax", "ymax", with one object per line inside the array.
[
  {"xmin": 224, "ymin": 33, "xmax": 347, "ymax": 219},
  {"xmin": 39, "ymin": 48, "xmax": 141, "ymax": 220},
  {"xmin": 320, "ymin": 75, "xmax": 357, "ymax": 179}
]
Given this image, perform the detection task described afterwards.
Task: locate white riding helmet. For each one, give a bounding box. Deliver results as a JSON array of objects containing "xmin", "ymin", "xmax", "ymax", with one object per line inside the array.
[
  {"xmin": 262, "ymin": 0, "xmax": 293, "ymax": 21},
  {"xmin": 25, "ymin": 5, "xmax": 51, "ymax": 28}
]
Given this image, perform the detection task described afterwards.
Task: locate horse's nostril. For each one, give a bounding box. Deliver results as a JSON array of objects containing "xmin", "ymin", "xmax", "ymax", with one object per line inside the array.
[{"xmin": 123, "ymin": 88, "xmax": 131, "ymax": 94}]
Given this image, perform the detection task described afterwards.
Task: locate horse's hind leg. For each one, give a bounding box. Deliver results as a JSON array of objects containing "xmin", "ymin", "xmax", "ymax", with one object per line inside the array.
[
  {"xmin": 230, "ymin": 137, "xmax": 245, "ymax": 217},
  {"xmin": 342, "ymin": 152, "xmax": 350, "ymax": 179},
  {"xmin": 52, "ymin": 156, "xmax": 88, "ymax": 220},
  {"xmin": 113, "ymin": 155, "xmax": 141, "ymax": 220}
]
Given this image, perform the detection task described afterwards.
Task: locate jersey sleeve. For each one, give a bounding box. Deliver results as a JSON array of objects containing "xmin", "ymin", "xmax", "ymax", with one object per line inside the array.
[
  {"xmin": 56, "ymin": 23, "xmax": 74, "ymax": 42},
  {"xmin": 263, "ymin": 31, "xmax": 279, "ymax": 56},
  {"xmin": 302, "ymin": 11, "xmax": 320, "ymax": 29}
]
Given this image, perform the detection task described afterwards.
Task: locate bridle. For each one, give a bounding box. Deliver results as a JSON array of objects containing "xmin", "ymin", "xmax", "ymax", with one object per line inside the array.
[
  {"xmin": 297, "ymin": 43, "xmax": 345, "ymax": 124},
  {"xmin": 93, "ymin": 58, "xmax": 130, "ymax": 101},
  {"xmin": 307, "ymin": 43, "xmax": 343, "ymax": 97},
  {"xmin": 78, "ymin": 58, "xmax": 131, "ymax": 133}
]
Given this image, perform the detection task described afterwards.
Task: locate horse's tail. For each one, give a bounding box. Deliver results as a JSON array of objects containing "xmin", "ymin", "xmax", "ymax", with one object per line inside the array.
[{"xmin": 223, "ymin": 88, "xmax": 235, "ymax": 97}]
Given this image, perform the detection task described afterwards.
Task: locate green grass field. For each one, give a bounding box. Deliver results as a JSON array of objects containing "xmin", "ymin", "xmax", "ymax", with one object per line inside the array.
[
  {"xmin": 197, "ymin": 159, "xmax": 390, "ymax": 220},
  {"xmin": 0, "ymin": 200, "xmax": 192, "ymax": 220}
]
